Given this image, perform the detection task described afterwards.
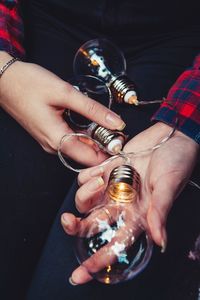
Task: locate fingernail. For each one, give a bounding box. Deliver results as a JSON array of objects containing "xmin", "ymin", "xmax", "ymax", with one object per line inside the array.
[
  {"xmin": 105, "ymin": 113, "xmax": 126, "ymax": 131},
  {"xmin": 62, "ymin": 214, "xmax": 70, "ymax": 226},
  {"xmin": 161, "ymin": 239, "xmax": 167, "ymax": 253},
  {"xmin": 90, "ymin": 167, "xmax": 104, "ymax": 177},
  {"xmin": 117, "ymin": 122, "xmax": 126, "ymax": 131},
  {"xmin": 69, "ymin": 276, "xmax": 78, "ymax": 286},
  {"xmin": 88, "ymin": 177, "xmax": 104, "ymax": 191}
]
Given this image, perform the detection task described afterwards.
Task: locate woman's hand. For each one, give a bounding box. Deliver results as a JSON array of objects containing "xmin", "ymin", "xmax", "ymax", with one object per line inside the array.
[
  {"xmin": 61, "ymin": 122, "xmax": 199, "ymax": 284},
  {"xmin": 0, "ymin": 52, "xmax": 125, "ymax": 166}
]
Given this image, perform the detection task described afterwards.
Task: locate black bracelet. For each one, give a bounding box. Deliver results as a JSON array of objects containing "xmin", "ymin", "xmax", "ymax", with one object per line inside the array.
[{"xmin": 0, "ymin": 57, "xmax": 20, "ymax": 78}]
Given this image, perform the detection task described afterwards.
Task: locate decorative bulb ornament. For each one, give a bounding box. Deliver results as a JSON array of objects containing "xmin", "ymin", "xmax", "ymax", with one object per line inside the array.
[
  {"xmin": 73, "ymin": 39, "xmax": 139, "ymax": 105},
  {"xmin": 64, "ymin": 75, "xmax": 126, "ymax": 155},
  {"xmin": 75, "ymin": 164, "xmax": 153, "ymax": 284}
]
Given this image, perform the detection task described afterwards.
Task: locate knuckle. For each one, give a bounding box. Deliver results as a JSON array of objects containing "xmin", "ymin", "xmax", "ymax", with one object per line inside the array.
[
  {"xmin": 75, "ymin": 190, "xmax": 84, "ymax": 212},
  {"xmin": 77, "ymin": 177, "xmax": 83, "ymax": 187},
  {"xmin": 41, "ymin": 137, "xmax": 57, "ymax": 154},
  {"xmin": 85, "ymin": 99, "xmax": 99, "ymax": 117},
  {"xmin": 64, "ymin": 82, "xmax": 74, "ymax": 95},
  {"xmin": 41, "ymin": 144, "xmax": 54, "ymax": 154},
  {"xmin": 59, "ymin": 82, "xmax": 74, "ymax": 100},
  {"xmin": 77, "ymin": 173, "xmax": 85, "ymax": 186},
  {"xmin": 83, "ymin": 258, "xmax": 98, "ymax": 273}
]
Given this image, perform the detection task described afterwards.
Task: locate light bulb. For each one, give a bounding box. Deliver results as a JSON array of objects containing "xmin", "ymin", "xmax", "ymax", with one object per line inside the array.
[
  {"xmin": 73, "ymin": 39, "xmax": 138, "ymax": 105},
  {"xmin": 64, "ymin": 75, "xmax": 126, "ymax": 155},
  {"xmin": 75, "ymin": 165, "xmax": 153, "ymax": 284}
]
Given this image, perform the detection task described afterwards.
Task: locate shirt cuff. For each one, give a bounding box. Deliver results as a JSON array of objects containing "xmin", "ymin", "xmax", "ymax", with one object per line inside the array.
[
  {"xmin": 152, "ymin": 55, "xmax": 200, "ymax": 145},
  {"xmin": 0, "ymin": 1, "xmax": 25, "ymax": 59}
]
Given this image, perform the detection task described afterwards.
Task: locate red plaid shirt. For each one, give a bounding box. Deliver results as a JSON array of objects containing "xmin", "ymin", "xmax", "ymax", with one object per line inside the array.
[
  {"xmin": 153, "ymin": 59, "xmax": 200, "ymax": 144},
  {"xmin": 0, "ymin": 0, "xmax": 24, "ymax": 58},
  {"xmin": 0, "ymin": 0, "xmax": 200, "ymax": 144}
]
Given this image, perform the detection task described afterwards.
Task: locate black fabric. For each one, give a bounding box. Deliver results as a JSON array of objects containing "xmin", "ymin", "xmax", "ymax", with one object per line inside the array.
[
  {"xmin": 27, "ymin": 180, "xmax": 200, "ymax": 300},
  {"xmin": 1, "ymin": 1, "xmax": 200, "ymax": 299}
]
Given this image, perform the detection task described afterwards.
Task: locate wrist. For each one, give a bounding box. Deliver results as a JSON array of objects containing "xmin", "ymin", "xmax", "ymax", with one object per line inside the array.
[
  {"xmin": 157, "ymin": 122, "xmax": 199, "ymax": 167},
  {"xmin": 157, "ymin": 121, "xmax": 199, "ymax": 148},
  {"xmin": 0, "ymin": 51, "xmax": 13, "ymax": 68},
  {"xmin": 0, "ymin": 52, "xmax": 21, "ymax": 107}
]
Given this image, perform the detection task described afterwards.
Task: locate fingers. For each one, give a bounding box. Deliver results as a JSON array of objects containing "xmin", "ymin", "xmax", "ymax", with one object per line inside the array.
[
  {"xmin": 61, "ymin": 213, "xmax": 80, "ymax": 235},
  {"xmin": 62, "ymin": 206, "xmax": 143, "ymax": 285},
  {"xmin": 75, "ymin": 177, "xmax": 105, "ymax": 213},
  {"xmin": 54, "ymin": 120, "xmax": 107, "ymax": 167},
  {"xmin": 59, "ymin": 83, "xmax": 126, "ymax": 131},
  {"xmin": 60, "ymin": 132, "xmax": 108, "ymax": 166},
  {"xmin": 71, "ymin": 222, "xmax": 142, "ymax": 285},
  {"xmin": 76, "ymin": 158, "xmax": 127, "ymax": 213},
  {"xmin": 147, "ymin": 204, "xmax": 168, "ymax": 252},
  {"xmin": 35, "ymin": 106, "xmax": 108, "ymax": 166},
  {"xmin": 77, "ymin": 157, "xmax": 122, "ymax": 186},
  {"xmin": 147, "ymin": 176, "xmax": 182, "ymax": 251},
  {"xmin": 69, "ymin": 266, "xmax": 93, "ymax": 285},
  {"xmin": 61, "ymin": 205, "xmax": 115, "ymax": 237},
  {"xmin": 78, "ymin": 166, "xmax": 105, "ymax": 186}
]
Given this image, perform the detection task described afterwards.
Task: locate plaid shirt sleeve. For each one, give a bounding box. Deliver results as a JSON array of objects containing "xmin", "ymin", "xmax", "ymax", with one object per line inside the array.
[
  {"xmin": 152, "ymin": 54, "xmax": 200, "ymax": 145},
  {"xmin": 0, "ymin": 0, "xmax": 24, "ymax": 58}
]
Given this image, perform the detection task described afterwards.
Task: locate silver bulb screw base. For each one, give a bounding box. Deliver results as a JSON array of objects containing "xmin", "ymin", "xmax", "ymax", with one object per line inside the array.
[
  {"xmin": 89, "ymin": 124, "xmax": 126, "ymax": 155},
  {"xmin": 110, "ymin": 76, "xmax": 138, "ymax": 105}
]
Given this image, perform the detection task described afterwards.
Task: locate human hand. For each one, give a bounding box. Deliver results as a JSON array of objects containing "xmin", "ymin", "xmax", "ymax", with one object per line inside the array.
[
  {"xmin": 0, "ymin": 52, "xmax": 125, "ymax": 166},
  {"xmin": 66, "ymin": 200, "xmax": 145, "ymax": 284},
  {"xmin": 61, "ymin": 122, "xmax": 199, "ymax": 284}
]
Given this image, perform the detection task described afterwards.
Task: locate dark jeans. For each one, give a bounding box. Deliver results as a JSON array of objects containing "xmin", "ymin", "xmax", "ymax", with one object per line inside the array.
[
  {"xmin": 27, "ymin": 180, "xmax": 200, "ymax": 300},
  {"xmin": 1, "ymin": 1, "xmax": 200, "ymax": 299}
]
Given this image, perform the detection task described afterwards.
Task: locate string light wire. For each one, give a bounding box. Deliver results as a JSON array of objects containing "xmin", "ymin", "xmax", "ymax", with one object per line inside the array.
[
  {"xmin": 57, "ymin": 121, "xmax": 200, "ymax": 192},
  {"xmin": 57, "ymin": 122, "xmax": 176, "ymax": 173}
]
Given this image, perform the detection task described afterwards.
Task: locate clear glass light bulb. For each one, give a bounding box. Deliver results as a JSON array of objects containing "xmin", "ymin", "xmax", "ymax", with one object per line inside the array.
[
  {"xmin": 63, "ymin": 75, "xmax": 126, "ymax": 155},
  {"xmin": 73, "ymin": 39, "xmax": 139, "ymax": 105},
  {"xmin": 75, "ymin": 165, "xmax": 153, "ymax": 284}
]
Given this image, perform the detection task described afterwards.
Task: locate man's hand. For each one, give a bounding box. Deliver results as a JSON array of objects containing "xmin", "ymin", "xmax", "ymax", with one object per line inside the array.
[
  {"xmin": 61, "ymin": 122, "xmax": 199, "ymax": 284},
  {"xmin": 0, "ymin": 52, "xmax": 125, "ymax": 166}
]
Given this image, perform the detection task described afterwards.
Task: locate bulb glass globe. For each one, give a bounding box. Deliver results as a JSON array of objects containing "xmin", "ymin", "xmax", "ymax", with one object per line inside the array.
[
  {"xmin": 75, "ymin": 165, "xmax": 153, "ymax": 284},
  {"xmin": 66, "ymin": 75, "xmax": 111, "ymax": 129},
  {"xmin": 73, "ymin": 39, "xmax": 126, "ymax": 85}
]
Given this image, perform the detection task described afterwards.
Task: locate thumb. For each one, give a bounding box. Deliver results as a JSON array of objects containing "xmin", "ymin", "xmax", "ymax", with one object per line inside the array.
[
  {"xmin": 147, "ymin": 204, "xmax": 168, "ymax": 253},
  {"xmin": 147, "ymin": 177, "xmax": 179, "ymax": 252},
  {"xmin": 41, "ymin": 108, "xmax": 108, "ymax": 166}
]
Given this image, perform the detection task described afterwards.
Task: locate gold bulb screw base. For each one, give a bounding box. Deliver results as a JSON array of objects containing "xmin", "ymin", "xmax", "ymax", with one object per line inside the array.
[{"xmin": 108, "ymin": 164, "xmax": 140, "ymax": 203}]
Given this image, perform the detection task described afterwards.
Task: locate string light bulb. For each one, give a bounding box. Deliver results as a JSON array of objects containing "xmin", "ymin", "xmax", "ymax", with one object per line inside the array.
[
  {"xmin": 75, "ymin": 164, "xmax": 153, "ymax": 284},
  {"xmin": 64, "ymin": 75, "xmax": 126, "ymax": 155},
  {"xmin": 73, "ymin": 39, "xmax": 139, "ymax": 105}
]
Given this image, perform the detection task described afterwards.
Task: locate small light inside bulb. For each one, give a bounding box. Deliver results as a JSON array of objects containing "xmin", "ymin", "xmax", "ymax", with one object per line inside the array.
[
  {"xmin": 80, "ymin": 48, "xmax": 90, "ymax": 59},
  {"xmin": 107, "ymin": 265, "xmax": 112, "ymax": 272},
  {"xmin": 91, "ymin": 58, "xmax": 99, "ymax": 66},
  {"xmin": 104, "ymin": 276, "xmax": 110, "ymax": 284}
]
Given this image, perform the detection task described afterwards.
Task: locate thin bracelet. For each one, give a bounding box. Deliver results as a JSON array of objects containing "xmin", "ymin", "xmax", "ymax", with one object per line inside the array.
[{"xmin": 0, "ymin": 57, "xmax": 19, "ymax": 78}]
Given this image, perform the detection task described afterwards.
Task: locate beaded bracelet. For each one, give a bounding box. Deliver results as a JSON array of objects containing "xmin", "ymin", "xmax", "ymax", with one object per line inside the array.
[{"xmin": 0, "ymin": 57, "xmax": 19, "ymax": 78}]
